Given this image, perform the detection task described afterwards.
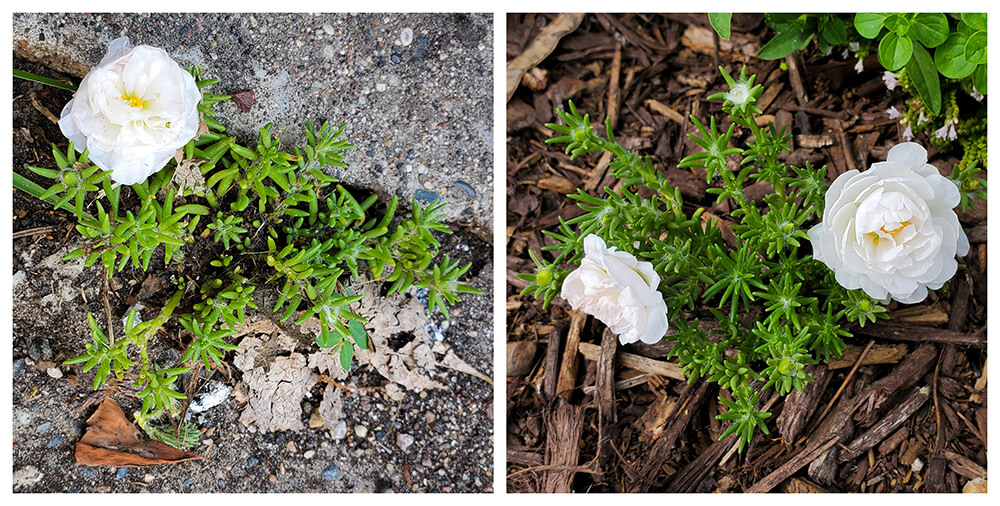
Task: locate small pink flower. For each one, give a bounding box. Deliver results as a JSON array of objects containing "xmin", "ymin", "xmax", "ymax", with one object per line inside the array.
[
  {"xmin": 886, "ymin": 106, "xmax": 901, "ymax": 119},
  {"xmin": 903, "ymin": 125, "xmax": 913, "ymax": 140}
]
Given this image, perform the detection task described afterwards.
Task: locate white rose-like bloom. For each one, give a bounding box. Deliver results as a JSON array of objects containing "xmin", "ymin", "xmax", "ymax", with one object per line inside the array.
[
  {"xmin": 561, "ymin": 235, "xmax": 669, "ymax": 344},
  {"xmin": 59, "ymin": 37, "xmax": 201, "ymax": 185},
  {"xmin": 809, "ymin": 142, "xmax": 969, "ymax": 304}
]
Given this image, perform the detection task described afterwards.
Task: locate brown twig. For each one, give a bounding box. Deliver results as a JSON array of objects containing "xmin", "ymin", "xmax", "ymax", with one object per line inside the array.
[
  {"xmin": 12, "ymin": 225, "xmax": 56, "ymax": 239},
  {"xmin": 606, "ymin": 43, "xmax": 622, "ymax": 131},
  {"xmin": 813, "ymin": 339, "xmax": 874, "ymax": 428}
]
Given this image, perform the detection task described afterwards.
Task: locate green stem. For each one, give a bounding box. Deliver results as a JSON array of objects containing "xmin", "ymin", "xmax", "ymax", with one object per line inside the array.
[{"xmin": 14, "ymin": 69, "xmax": 78, "ymax": 92}]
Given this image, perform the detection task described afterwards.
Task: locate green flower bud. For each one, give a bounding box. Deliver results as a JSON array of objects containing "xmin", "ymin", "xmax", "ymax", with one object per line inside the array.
[
  {"xmin": 777, "ymin": 357, "xmax": 792, "ymax": 375},
  {"xmin": 536, "ymin": 267, "xmax": 553, "ymax": 287},
  {"xmin": 859, "ymin": 299, "xmax": 872, "ymax": 312},
  {"xmin": 962, "ymin": 178, "xmax": 980, "ymax": 192},
  {"xmin": 62, "ymin": 171, "xmax": 79, "ymax": 186},
  {"xmin": 573, "ymin": 129, "xmax": 587, "ymax": 142}
]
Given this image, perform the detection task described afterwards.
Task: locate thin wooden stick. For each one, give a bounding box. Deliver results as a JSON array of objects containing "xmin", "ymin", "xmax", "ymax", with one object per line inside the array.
[{"xmin": 813, "ymin": 339, "xmax": 874, "ymax": 428}]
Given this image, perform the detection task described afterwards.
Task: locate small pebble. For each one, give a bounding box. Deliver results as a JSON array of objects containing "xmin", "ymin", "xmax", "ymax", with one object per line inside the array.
[
  {"xmin": 117, "ymin": 468, "xmax": 127, "ymax": 479},
  {"xmin": 400, "ymin": 28, "xmax": 414, "ymax": 46},
  {"xmin": 354, "ymin": 425, "xmax": 368, "ymax": 438},
  {"xmin": 286, "ymin": 441, "xmax": 297, "ymax": 453},
  {"xmin": 269, "ymin": 474, "xmax": 277, "ymax": 483},
  {"xmin": 37, "ymin": 422, "xmax": 51, "ymax": 433},
  {"xmin": 80, "ymin": 468, "xmax": 94, "ymax": 479},
  {"xmin": 376, "ymin": 83, "xmax": 387, "ymax": 92},
  {"xmin": 333, "ymin": 420, "xmax": 348, "ymax": 439},
  {"xmin": 46, "ymin": 367, "xmax": 63, "ymax": 379},
  {"xmin": 397, "ymin": 433, "xmax": 415, "ymax": 452},
  {"xmin": 13, "ymin": 359, "xmax": 25, "ymax": 380},
  {"xmin": 46, "ymin": 436, "xmax": 63, "ymax": 447},
  {"xmin": 426, "ymin": 411, "xmax": 436, "ymax": 424},
  {"xmin": 308, "ymin": 411, "xmax": 324, "ymax": 428},
  {"xmin": 143, "ymin": 474, "xmax": 154, "ymax": 483},
  {"xmin": 247, "ymin": 457, "xmax": 259, "ymax": 467},
  {"xmin": 453, "ymin": 180, "xmax": 477, "ymax": 199},
  {"xmin": 321, "ymin": 463, "xmax": 340, "ymax": 483},
  {"xmin": 391, "ymin": 54, "xmax": 401, "ymax": 64},
  {"xmin": 323, "ymin": 23, "xmax": 335, "ymax": 35},
  {"xmin": 303, "ymin": 450, "xmax": 315, "ymax": 459},
  {"xmin": 218, "ymin": 478, "xmax": 226, "ymax": 487}
]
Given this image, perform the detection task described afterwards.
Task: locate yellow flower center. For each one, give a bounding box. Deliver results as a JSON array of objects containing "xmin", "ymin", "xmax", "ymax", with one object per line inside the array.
[
  {"xmin": 870, "ymin": 221, "xmax": 910, "ymax": 245},
  {"xmin": 121, "ymin": 93, "xmax": 145, "ymax": 109}
]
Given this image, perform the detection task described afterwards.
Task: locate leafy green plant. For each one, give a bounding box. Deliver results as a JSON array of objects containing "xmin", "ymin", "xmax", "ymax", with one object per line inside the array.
[
  {"xmin": 757, "ymin": 14, "xmax": 851, "ymax": 60},
  {"xmin": 19, "ymin": 67, "xmax": 480, "ymax": 448},
  {"xmin": 527, "ymin": 66, "xmax": 985, "ymax": 452}
]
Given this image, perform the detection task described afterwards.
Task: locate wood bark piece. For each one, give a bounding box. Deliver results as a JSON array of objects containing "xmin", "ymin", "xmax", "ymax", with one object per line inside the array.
[
  {"xmin": 507, "ymin": 341, "xmax": 539, "ymax": 377},
  {"xmin": 542, "ymin": 403, "xmax": 585, "ymax": 493},
  {"xmin": 628, "ymin": 381, "xmax": 710, "ymax": 492},
  {"xmin": 606, "ymin": 43, "xmax": 622, "ymax": 130},
  {"xmin": 577, "ymin": 341, "xmax": 685, "ymax": 381},
  {"xmin": 556, "ymin": 310, "xmax": 586, "ymax": 397},
  {"xmin": 777, "ymin": 364, "xmax": 831, "ymax": 443},
  {"xmin": 596, "ymin": 328, "xmax": 618, "ymax": 473},
  {"xmin": 852, "ymin": 322, "xmax": 985, "ymax": 347},
  {"xmin": 785, "ymin": 53, "xmax": 809, "ymax": 106},
  {"xmin": 665, "ymin": 438, "xmax": 730, "ymax": 492},
  {"xmin": 75, "ymin": 398, "xmax": 206, "ymax": 467},
  {"xmin": 506, "ymin": 13, "xmax": 584, "ymax": 102},
  {"xmin": 853, "ymin": 343, "xmax": 937, "ymax": 426},
  {"xmin": 839, "ymin": 385, "xmax": 931, "ymax": 462},
  {"xmin": 748, "ymin": 435, "xmax": 839, "ymax": 492},
  {"xmin": 944, "ymin": 449, "xmax": 987, "ymax": 480},
  {"xmin": 827, "ymin": 343, "xmax": 907, "ymax": 369},
  {"xmin": 543, "ymin": 326, "xmax": 563, "ymax": 400},
  {"xmin": 644, "ymin": 99, "xmax": 686, "ymax": 125}
]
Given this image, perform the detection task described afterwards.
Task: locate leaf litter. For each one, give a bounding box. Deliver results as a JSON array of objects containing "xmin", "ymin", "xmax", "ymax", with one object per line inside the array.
[{"xmin": 231, "ymin": 278, "xmax": 489, "ymax": 432}]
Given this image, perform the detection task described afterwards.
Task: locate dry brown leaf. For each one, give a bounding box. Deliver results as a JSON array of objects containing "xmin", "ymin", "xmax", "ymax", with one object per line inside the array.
[
  {"xmin": 506, "ymin": 13, "xmax": 584, "ymax": 102},
  {"xmin": 440, "ymin": 350, "xmax": 493, "ymax": 385},
  {"xmin": 318, "ymin": 384, "xmax": 344, "ymax": 436},
  {"xmin": 238, "ymin": 353, "xmax": 317, "ymax": 432},
  {"xmin": 75, "ymin": 398, "xmax": 205, "ymax": 467},
  {"xmin": 230, "ymin": 89, "xmax": 257, "ymax": 113},
  {"xmin": 536, "ymin": 176, "xmax": 578, "ymax": 194}
]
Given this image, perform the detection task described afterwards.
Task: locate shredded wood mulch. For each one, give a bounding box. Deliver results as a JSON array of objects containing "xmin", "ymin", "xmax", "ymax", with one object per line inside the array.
[{"xmin": 505, "ymin": 13, "xmax": 987, "ymax": 493}]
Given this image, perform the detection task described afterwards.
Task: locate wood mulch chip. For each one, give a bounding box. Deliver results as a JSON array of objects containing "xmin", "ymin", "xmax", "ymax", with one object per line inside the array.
[{"xmin": 506, "ymin": 13, "xmax": 987, "ymax": 493}]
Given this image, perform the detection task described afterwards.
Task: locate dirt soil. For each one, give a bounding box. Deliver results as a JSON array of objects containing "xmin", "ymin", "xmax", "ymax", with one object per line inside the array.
[
  {"xmin": 11, "ymin": 17, "xmax": 494, "ymax": 494},
  {"xmin": 506, "ymin": 13, "xmax": 986, "ymax": 493}
]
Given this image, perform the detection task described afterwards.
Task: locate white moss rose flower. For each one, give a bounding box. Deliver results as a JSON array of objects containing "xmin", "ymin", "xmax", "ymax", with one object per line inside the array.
[
  {"xmin": 561, "ymin": 235, "xmax": 669, "ymax": 344},
  {"xmin": 58, "ymin": 36, "xmax": 201, "ymax": 185},
  {"xmin": 808, "ymin": 142, "xmax": 969, "ymax": 304}
]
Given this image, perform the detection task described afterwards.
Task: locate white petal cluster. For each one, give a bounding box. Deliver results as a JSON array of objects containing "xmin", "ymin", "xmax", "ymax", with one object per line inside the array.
[
  {"xmin": 561, "ymin": 235, "xmax": 669, "ymax": 344},
  {"xmin": 809, "ymin": 143, "xmax": 969, "ymax": 304},
  {"xmin": 59, "ymin": 37, "xmax": 201, "ymax": 185}
]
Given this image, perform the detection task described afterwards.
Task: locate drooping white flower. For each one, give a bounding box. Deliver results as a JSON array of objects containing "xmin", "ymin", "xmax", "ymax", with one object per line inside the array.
[
  {"xmin": 59, "ymin": 37, "xmax": 202, "ymax": 185},
  {"xmin": 561, "ymin": 235, "xmax": 669, "ymax": 344},
  {"xmin": 918, "ymin": 111, "xmax": 928, "ymax": 125},
  {"xmin": 970, "ymin": 89, "xmax": 984, "ymax": 102},
  {"xmin": 849, "ymin": 42, "xmax": 860, "ymax": 52},
  {"xmin": 882, "ymin": 71, "xmax": 897, "ymax": 90},
  {"xmin": 885, "ymin": 106, "xmax": 900, "ymax": 119},
  {"xmin": 854, "ymin": 58, "xmax": 864, "ymax": 74},
  {"xmin": 903, "ymin": 124, "xmax": 913, "ymax": 141},
  {"xmin": 935, "ymin": 121, "xmax": 958, "ymax": 141},
  {"xmin": 808, "ymin": 142, "xmax": 969, "ymax": 304}
]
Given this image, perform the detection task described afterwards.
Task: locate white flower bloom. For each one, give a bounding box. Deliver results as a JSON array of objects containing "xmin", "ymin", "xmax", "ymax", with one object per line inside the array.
[
  {"xmin": 808, "ymin": 142, "xmax": 969, "ymax": 304},
  {"xmin": 918, "ymin": 111, "xmax": 928, "ymax": 125},
  {"xmin": 970, "ymin": 89, "xmax": 984, "ymax": 102},
  {"xmin": 854, "ymin": 58, "xmax": 864, "ymax": 74},
  {"xmin": 903, "ymin": 124, "xmax": 913, "ymax": 141},
  {"xmin": 849, "ymin": 42, "xmax": 860, "ymax": 52},
  {"xmin": 947, "ymin": 123, "xmax": 957, "ymax": 141},
  {"xmin": 725, "ymin": 82, "xmax": 751, "ymax": 106},
  {"xmin": 935, "ymin": 121, "xmax": 957, "ymax": 141},
  {"xmin": 885, "ymin": 106, "xmax": 900, "ymax": 119},
  {"xmin": 882, "ymin": 71, "xmax": 897, "ymax": 90},
  {"xmin": 59, "ymin": 37, "xmax": 201, "ymax": 185},
  {"xmin": 561, "ymin": 235, "xmax": 669, "ymax": 344}
]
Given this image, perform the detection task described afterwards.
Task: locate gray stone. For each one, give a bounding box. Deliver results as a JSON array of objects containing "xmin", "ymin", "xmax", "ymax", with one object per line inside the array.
[{"xmin": 321, "ymin": 463, "xmax": 340, "ymax": 483}]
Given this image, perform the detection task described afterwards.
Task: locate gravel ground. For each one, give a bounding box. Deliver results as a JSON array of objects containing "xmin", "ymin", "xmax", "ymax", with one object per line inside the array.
[
  {"xmin": 11, "ymin": 12, "xmax": 494, "ymax": 493},
  {"xmin": 13, "ymin": 12, "xmax": 494, "ymax": 237}
]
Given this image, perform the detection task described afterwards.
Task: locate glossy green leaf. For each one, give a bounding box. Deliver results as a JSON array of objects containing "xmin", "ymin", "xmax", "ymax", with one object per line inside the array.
[
  {"xmin": 758, "ymin": 28, "xmax": 813, "ymax": 60},
  {"xmin": 935, "ymin": 33, "xmax": 977, "ymax": 78},
  {"xmin": 910, "ymin": 13, "xmax": 949, "ymax": 48},
  {"xmin": 906, "ymin": 43, "xmax": 942, "ymax": 115},
  {"xmin": 854, "ymin": 13, "xmax": 887, "ymax": 39},
  {"xmin": 878, "ymin": 32, "xmax": 913, "ymax": 71},
  {"xmin": 964, "ymin": 31, "xmax": 987, "ymax": 65},
  {"xmin": 708, "ymin": 13, "xmax": 732, "ymax": 40},
  {"xmin": 962, "ymin": 13, "xmax": 987, "ymax": 32}
]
